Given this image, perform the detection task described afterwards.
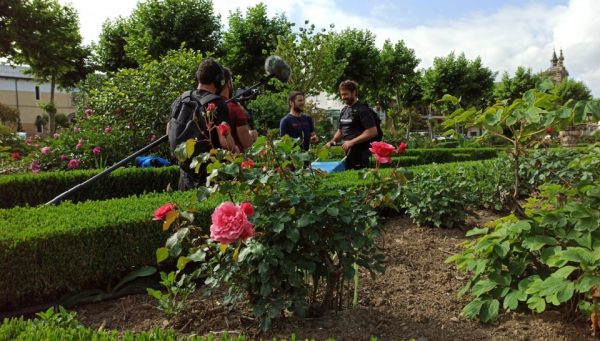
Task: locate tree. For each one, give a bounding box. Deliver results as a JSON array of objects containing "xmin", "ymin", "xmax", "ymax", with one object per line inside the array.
[
  {"xmin": 421, "ymin": 52, "xmax": 495, "ymax": 110},
  {"xmin": 375, "ymin": 39, "xmax": 421, "ymax": 132},
  {"xmin": 552, "ymin": 78, "xmax": 592, "ymax": 104},
  {"xmin": 221, "ymin": 4, "xmax": 292, "ymax": 86},
  {"xmin": 494, "ymin": 66, "xmax": 541, "ymax": 102},
  {"xmin": 92, "ymin": 17, "xmax": 138, "ymax": 72},
  {"xmin": 7, "ymin": 0, "xmax": 90, "ymax": 135},
  {"xmin": 125, "ymin": 0, "xmax": 221, "ymax": 64},
  {"xmin": 330, "ymin": 28, "xmax": 380, "ymax": 97},
  {"xmin": 274, "ymin": 21, "xmax": 346, "ymax": 96}
]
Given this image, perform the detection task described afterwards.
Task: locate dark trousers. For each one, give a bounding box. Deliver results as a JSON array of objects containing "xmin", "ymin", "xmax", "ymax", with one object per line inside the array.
[
  {"xmin": 344, "ymin": 145, "xmax": 371, "ymax": 170},
  {"xmin": 178, "ymin": 166, "xmax": 207, "ymax": 191}
]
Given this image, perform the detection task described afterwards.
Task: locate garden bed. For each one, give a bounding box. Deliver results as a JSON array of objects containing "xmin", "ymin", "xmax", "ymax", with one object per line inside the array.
[{"xmin": 71, "ymin": 213, "xmax": 593, "ymax": 340}]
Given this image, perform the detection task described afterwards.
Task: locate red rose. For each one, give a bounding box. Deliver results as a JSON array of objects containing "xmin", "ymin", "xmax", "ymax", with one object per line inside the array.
[
  {"xmin": 153, "ymin": 203, "xmax": 176, "ymax": 221},
  {"xmin": 217, "ymin": 122, "xmax": 230, "ymax": 136},
  {"xmin": 11, "ymin": 152, "xmax": 21, "ymax": 160},
  {"xmin": 546, "ymin": 127, "xmax": 553, "ymax": 134},
  {"xmin": 241, "ymin": 158, "xmax": 254, "ymax": 169},
  {"xmin": 240, "ymin": 202, "xmax": 255, "ymax": 217},
  {"xmin": 369, "ymin": 141, "xmax": 396, "ymax": 164},
  {"xmin": 397, "ymin": 142, "xmax": 408, "ymax": 154}
]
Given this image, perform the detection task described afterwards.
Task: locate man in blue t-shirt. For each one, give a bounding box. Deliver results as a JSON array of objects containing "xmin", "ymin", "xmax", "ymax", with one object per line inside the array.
[{"xmin": 279, "ymin": 91, "xmax": 318, "ymax": 151}]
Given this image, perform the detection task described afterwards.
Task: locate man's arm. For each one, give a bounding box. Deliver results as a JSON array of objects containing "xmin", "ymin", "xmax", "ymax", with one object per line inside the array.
[
  {"xmin": 236, "ymin": 125, "xmax": 254, "ymax": 151},
  {"xmin": 326, "ymin": 129, "xmax": 342, "ymax": 147},
  {"xmin": 279, "ymin": 116, "xmax": 289, "ymax": 137},
  {"xmin": 341, "ymin": 127, "xmax": 377, "ymax": 151}
]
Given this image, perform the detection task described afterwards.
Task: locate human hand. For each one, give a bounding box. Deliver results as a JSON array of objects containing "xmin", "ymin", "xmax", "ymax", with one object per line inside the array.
[{"xmin": 341, "ymin": 140, "xmax": 353, "ymax": 151}]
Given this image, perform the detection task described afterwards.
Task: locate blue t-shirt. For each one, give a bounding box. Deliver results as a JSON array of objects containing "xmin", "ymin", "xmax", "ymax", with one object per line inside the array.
[{"xmin": 279, "ymin": 113, "xmax": 315, "ymax": 151}]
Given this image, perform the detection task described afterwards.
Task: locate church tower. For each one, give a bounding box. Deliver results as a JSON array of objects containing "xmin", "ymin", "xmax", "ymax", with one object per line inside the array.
[{"xmin": 544, "ymin": 49, "xmax": 569, "ymax": 84}]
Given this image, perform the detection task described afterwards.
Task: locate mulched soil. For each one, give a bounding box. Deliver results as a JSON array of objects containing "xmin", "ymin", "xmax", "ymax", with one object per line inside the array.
[{"xmin": 73, "ymin": 212, "xmax": 596, "ymax": 340}]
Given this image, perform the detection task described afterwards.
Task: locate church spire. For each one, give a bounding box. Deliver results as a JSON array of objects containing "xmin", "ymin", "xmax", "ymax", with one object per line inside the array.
[
  {"xmin": 551, "ymin": 49, "xmax": 558, "ymax": 67},
  {"xmin": 558, "ymin": 49, "xmax": 564, "ymax": 66}
]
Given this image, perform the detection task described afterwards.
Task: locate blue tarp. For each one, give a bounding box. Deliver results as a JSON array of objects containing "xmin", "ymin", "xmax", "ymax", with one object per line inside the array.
[
  {"xmin": 135, "ymin": 156, "xmax": 171, "ymax": 168},
  {"xmin": 310, "ymin": 161, "xmax": 345, "ymax": 173}
]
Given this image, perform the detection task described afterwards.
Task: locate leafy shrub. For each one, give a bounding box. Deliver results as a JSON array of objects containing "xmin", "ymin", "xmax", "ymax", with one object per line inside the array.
[
  {"xmin": 447, "ymin": 143, "xmax": 600, "ymax": 322},
  {"xmin": 403, "ymin": 165, "xmax": 479, "ymax": 228}
]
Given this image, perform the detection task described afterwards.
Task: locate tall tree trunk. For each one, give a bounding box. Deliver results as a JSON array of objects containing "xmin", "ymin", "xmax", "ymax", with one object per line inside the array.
[{"xmin": 49, "ymin": 75, "xmax": 56, "ymax": 135}]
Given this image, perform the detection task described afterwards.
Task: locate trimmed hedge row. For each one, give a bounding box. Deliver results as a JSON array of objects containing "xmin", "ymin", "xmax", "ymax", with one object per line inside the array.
[
  {"xmin": 324, "ymin": 146, "xmax": 499, "ymax": 167},
  {"xmin": 0, "ymin": 190, "xmax": 225, "ymax": 311},
  {"xmin": 0, "ymin": 166, "xmax": 179, "ymax": 209},
  {"xmin": 1, "ymin": 149, "xmax": 497, "ymax": 209}
]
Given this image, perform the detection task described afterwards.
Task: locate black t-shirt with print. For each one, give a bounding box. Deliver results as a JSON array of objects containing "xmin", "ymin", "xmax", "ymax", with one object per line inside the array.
[{"xmin": 339, "ymin": 102, "xmax": 376, "ymax": 142}]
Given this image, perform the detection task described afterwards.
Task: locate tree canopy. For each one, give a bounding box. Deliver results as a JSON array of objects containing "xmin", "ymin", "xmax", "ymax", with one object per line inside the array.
[
  {"xmin": 124, "ymin": 0, "xmax": 221, "ymax": 64},
  {"xmin": 494, "ymin": 66, "xmax": 541, "ymax": 103},
  {"xmin": 222, "ymin": 4, "xmax": 292, "ymax": 86},
  {"xmin": 421, "ymin": 52, "xmax": 496, "ymax": 110}
]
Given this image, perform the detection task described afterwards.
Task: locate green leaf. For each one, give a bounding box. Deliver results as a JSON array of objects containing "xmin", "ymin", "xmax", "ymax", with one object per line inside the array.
[
  {"xmin": 550, "ymin": 266, "xmax": 577, "ymax": 279},
  {"xmin": 327, "ymin": 206, "xmax": 339, "ymax": 217},
  {"xmin": 503, "ymin": 289, "xmax": 525, "ymax": 310},
  {"xmin": 561, "ymin": 247, "xmax": 594, "ymax": 266},
  {"xmin": 156, "ymin": 247, "xmax": 169, "ymax": 263},
  {"xmin": 471, "ymin": 279, "xmax": 497, "ymax": 297},
  {"xmin": 462, "ymin": 299, "xmax": 485, "ymax": 319},
  {"xmin": 113, "ymin": 266, "xmax": 156, "ymax": 292},
  {"xmin": 188, "ymin": 248, "xmax": 206, "ymax": 262},
  {"xmin": 177, "ymin": 256, "xmax": 190, "ymax": 270},
  {"xmin": 493, "ymin": 241, "xmax": 510, "ymax": 258},
  {"xmin": 527, "ymin": 296, "xmax": 546, "ymax": 313},
  {"xmin": 522, "ymin": 235, "xmax": 557, "ymax": 251},
  {"xmin": 479, "ymin": 299, "xmax": 499, "ymax": 322},
  {"xmin": 575, "ymin": 275, "xmax": 600, "ymax": 292},
  {"xmin": 297, "ymin": 214, "xmax": 315, "ymax": 228},
  {"xmin": 466, "ymin": 227, "xmax": 489, "ymax": 237},
  {"xmin": 524, "ymin": 106, "xmax": 541, "ymax": 124},
  {"xmin": 287, "ymin": 228, "xmax": 300, "ymax": 243}
]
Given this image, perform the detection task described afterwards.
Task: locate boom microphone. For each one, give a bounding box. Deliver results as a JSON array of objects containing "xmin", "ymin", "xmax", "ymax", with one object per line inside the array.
[{"xmin": 264, "ymin": 55, "xmax": 291, "ymax": 83}]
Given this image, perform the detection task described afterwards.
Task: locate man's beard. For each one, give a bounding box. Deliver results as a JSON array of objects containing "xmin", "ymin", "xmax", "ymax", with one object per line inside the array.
[{"xmin": 294, "ymin": 106, "xmax": 304, "ymax": 113}]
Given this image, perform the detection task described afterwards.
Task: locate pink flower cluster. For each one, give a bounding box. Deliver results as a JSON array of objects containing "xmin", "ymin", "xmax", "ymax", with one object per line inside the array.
[
  {"xmin": 210, "ymin": 201, "xmax": 255, "ymax": 244},
  {"xmin": 68, "ymin": 159, "xmax": 80, "ymax": 169},
  {"xmin": 92, "ymin": 146, "xmax": 102, "ymax": 156}
]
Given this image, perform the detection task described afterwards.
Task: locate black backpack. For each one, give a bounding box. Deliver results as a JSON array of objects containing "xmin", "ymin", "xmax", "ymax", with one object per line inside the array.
[
  {"xmin": 168, "ymin": 90, "xmax": 220, "ymax": 160},
  {"xmin": 352, "ymin": 103, "xmax": 383, "ymax": 142}
]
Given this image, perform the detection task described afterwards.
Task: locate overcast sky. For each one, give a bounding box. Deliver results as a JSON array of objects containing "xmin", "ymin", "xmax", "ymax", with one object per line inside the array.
[{"xmin": 59, "ymin": 0, "xmax": 599, "ymax": 96}]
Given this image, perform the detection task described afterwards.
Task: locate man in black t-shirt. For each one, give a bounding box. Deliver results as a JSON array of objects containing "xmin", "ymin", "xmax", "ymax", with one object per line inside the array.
[
  {"xmin": 170, "ymin": 58, "xmax": 238, "ymax": 190},
  {"xmin": 326, "ymin": 80, "xmax": 377, "ymax": 170}
]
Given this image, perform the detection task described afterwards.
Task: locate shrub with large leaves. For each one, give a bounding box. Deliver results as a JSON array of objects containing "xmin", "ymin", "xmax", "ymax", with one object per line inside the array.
[{"xmin": 448, "ymin": 143, "xmax": 600, "ymax": 322}]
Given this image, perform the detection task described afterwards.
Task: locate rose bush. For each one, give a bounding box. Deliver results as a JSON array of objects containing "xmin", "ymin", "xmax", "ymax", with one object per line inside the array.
[{"xmin": 152, "ymin": 135, "xmax": 406, "ymax": 330}]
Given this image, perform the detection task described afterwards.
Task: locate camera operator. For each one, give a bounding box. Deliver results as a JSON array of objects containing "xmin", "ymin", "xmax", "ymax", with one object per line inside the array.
[{"xmin": 221, "ymin": 68, "xmax": 257, "ymax": 152}]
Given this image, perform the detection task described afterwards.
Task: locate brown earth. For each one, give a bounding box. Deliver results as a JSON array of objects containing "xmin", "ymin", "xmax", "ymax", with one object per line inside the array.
[{"xmin": 73, "ymin": 212, "xmax": 595, "ymax": 341}]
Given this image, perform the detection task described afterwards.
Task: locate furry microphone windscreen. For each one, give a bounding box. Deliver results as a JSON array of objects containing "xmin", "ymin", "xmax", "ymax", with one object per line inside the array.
[{"xmin": 264, "ymin": 56, "xmax": 291, "ymax": 83}]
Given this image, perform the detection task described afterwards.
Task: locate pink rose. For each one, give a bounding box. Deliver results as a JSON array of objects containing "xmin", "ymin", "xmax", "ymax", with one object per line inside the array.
[
  {"xmin": 26, "ymin": 138, "xmax": 33, "ymax": 146},
  {"xmin": 369, "ymin": 141, "xmax": 396, "ymax": 164},
  {"xmin": 73, "ymin": 127, "xmax": 80, "ymax": 133},
  {"xmin": 60, "ymin": 154, "xmax": 68, "ymax": 161},
  {"xmin": 153, "ymin": 203, "xmax": 176, "ymax": 221},
  {"xmin": 150, "ymin": 134, "xmax": 157, "ymax": 142},
  {"xmin": 84, "ymin": 108, "xmax": 93, "ymax": 117},
  {"xmin": 53, "ymin": 133, "xmax": 60, "ymax": 139},
  {"xmin": 210, "ymin": 202, "xmax": 254, "ymax": 244},
  {"xmin": 76, "ymin": 143, "xmax": 83, "ymax": 151},
  {"xmin": 217, "ymin": 122, "xmax": 230, "ymax": 136},
  {"xmin": 11, "ymin": 152, "xmax": 21, "ymax": 160},
  {"xmin": 68, "ymin": 159, "xmax": 80, "ymax": 169},
  {"xmin": 30, "ymin": 161, "xmax": 41, "ymax": 173},
  {"xmin": 92, "ymin": 146, "xmax": 102, "ymax": 156},
  {"xmin": 206, "ymin": 102, "xmax": 217, "ymax": 113},
  {"xmin": 104, "ymin": 127, "xmax": 112, "ymax": 133},
  {"xmin": 240, "ymin": 202, "xmax": 255, "ymax": 217},
  {"xmin": 41, "ymin": 146, "xmax": 51, "ymax": 155}
]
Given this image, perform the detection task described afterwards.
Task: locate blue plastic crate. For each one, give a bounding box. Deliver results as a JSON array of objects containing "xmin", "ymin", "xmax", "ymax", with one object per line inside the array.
[{"xmin": 310, "ymin": 161, "xmax": 345, "ymax": 173}]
